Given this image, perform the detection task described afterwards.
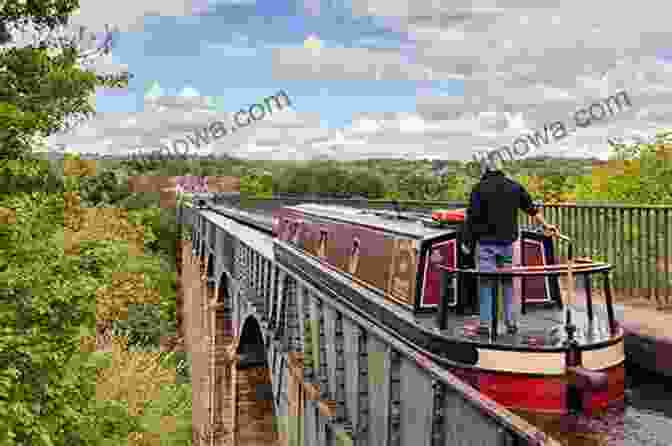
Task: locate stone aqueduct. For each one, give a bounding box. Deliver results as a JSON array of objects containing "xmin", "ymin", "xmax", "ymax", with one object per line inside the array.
[{"xmin": 175, "ymin": 205, "xmax": 559, "ymax": 446}]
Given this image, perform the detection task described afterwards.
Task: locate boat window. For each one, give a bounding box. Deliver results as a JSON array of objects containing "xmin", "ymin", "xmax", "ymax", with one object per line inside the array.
[
  {"xmin": 351, "ymin": 237, "xmax": 360, "ymax": 254},
  {"xmin": 287, "ymin": 221, "xmax": 297, "ymax": 243},
  {"xmin": 348, "ymin": 237, "xmax": 361, "ymax": 275},
  {"xmin": 318, "ymin": 230, "xmax": 328, "ymax": 257},
  {"xmin": 430, "ymin": 247, "xmax": 444, "ymax": 265},
  {"xmin": 281, "ymin": 219, "xmax": 291, "ymax": 240},
  {"xmin": 291, "ymin": 221, "xmax": 301, "ymax": 244}
]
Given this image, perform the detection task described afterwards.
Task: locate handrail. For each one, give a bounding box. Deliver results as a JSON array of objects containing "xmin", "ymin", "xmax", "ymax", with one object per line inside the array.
[
  {"xmin": 438, "ymin": 263, "xmax": 612, "ymax": 277},
  {"xmin": 437, "ymin": 262, "xmax": 617, "ymax": 340}
]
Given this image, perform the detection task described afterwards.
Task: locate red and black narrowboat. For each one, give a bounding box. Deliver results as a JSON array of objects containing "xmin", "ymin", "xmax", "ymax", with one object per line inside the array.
[{"xmin": 272, "ymin": 203, "xmax": 625, "ymax": 417}]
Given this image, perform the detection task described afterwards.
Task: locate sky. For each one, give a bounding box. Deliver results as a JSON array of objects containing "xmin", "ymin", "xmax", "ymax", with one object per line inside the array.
[{"xmin": 21, "ymin": 0, "xmax": 672, "ymax": 161}]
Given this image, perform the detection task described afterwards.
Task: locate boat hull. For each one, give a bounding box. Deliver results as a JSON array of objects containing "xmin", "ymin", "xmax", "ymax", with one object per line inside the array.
[
  {"xmin": 452, "ymin": 352, "xmax": 625, "ymax": 416},
  {"xmin": 622, "ymin": 323, "xmax": 672, "ymax": 378}
]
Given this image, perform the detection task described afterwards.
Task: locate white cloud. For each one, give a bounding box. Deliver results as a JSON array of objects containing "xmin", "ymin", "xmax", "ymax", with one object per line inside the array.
[
  {"xmin": 178, "ymin": 86, "xmax": 201, "ymax": 97},
  {"xmin": 47, "ymin": 0, "xmax": 672, "ymax": 161},
  {"xmin": 398, "ymin": 115, "xmax": 432, "ymax": 133},
  {"xmin": 69, "ymin": 0, "xmax": 199, "ymax": 33},
  {"xmin": 349, "ymin": 118, "xmax": 381, "ymax": 134}
]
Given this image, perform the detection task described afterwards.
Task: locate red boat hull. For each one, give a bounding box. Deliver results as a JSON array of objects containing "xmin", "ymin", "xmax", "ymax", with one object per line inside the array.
[{"xmin": 452, "ymin": 362, "xmax": 625, "ymax": 416}]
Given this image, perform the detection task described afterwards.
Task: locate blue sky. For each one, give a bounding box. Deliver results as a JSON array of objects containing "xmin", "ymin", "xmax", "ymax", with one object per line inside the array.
[
  {"xmin": 46, "ymin": 0, "xmax": 672, "ymax": 160},
  {"xmin": 96, "ymin": 0, "xmax": 464, "ymax": 130}
]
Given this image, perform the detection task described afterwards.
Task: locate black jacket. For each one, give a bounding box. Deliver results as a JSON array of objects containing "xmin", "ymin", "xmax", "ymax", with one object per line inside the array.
[{"xmin": 463, "ymin": 170, "xmax": 539, "ymax": 244}]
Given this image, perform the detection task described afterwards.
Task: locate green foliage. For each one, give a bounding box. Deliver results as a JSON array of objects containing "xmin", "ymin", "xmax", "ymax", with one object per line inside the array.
[
  {"xmin": 0, "ymin": 190, "xmax": 136, "ymax": 446},
  {"xmin": 1, "ymin": 0, "xmax": 79, "ymax": 29},
  {"xmin": 0, "ymin": 6, "xmax": 186, "ymax": 446},
  {"xmin": 272, "ymin": 160, "xmax": 386, "ymax": 198},
  {"xmin": 0, "ymin": 158, "xmax": 63, "ymax": 196},
  {"xmin": 137, "ymin": 379, "xmax": 193, "ymax": 444},
  {"xmin": 240, "ymin": 171, "xmax": 273, "ymax": 198},
  {"xmin": 158, "ymin": 351, "xmax": 191, "ymax": 384},
  {"xmin": 0, "ymin": 155, "xmax": 185, "ymax": 446},
  {"xmin": 0, "ymin": 189, "xmax": 185, "ymax": 445},
  {"xmin": 112, "ymin": 303, "xmax": 175, "ymax": 351},
  {"xmin": 79, "ymin": 170, "xmax": 133, "ymax": 207},
  {"xmin": 0, "ymin": 46, "xmax": 93, "ymax": 158},
  {"xmin": 345, "ymin": 168, "xmax": 386, "ymax": 198},
  {"xmin": 179, "ymin": 223, "xmax": 193, "ymax": 241},
  {"xmin": 139, "ymin": 207, "xmax": 179, "ymax": 261},
  {"xmin": 572, "ymin": 131, "xmax": 672, "ymax": 204},
  {"xmin": 122, "ymin": 156, "xmax": 245, "ymax": 178},
  {"xmin": 1, "ymin": 0, "xmax": 130, "ymax": 158}
]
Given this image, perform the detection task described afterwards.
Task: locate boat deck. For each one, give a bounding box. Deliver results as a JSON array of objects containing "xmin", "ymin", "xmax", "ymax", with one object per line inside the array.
[{"xmin": 415, "ymin": 302, "xmax": 617, "ymax": 349}]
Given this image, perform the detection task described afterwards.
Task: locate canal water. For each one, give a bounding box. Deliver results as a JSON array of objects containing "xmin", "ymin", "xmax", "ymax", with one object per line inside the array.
[{"xmin": 515, "ymin": 362, "xmax": 672, "ymax": 446}]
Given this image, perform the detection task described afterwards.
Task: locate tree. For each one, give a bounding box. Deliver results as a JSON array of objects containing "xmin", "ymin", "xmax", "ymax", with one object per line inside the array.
[
  {"xmin": 1, "ymin": 0, "xmax": 129, "ymax": 159},
  {"xmin": 345, "ymin": 169, "xmax": 385, "ymax": 198},
  {"xmin": 520, "ymin": 173, "xmax": 575, "ymax": 204},
  {"xmin": 275, "ymin": 164, "xmax": 316, "ymax": 194},
  {"xmin": 0, "ymin": 4, "xmax": 141, "ymax": 445},
  {"xmin": 240, "ymin": 171, "xmax": 273, "ymax": 198},
  {"xmin": 312, "ymin": 161, "xmax": 349, "ymax": 194},
  {"xmin": 580, "ymin": 131, "xmax": 672, "ymax": 204}
]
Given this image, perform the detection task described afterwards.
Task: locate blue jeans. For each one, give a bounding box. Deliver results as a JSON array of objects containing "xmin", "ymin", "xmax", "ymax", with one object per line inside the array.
[{"xmin": 477, "ymin": 241, "xmax": 514, "ymax": 326}]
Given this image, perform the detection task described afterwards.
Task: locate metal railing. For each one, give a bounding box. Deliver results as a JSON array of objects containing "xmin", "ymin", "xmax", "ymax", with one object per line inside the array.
[{"xmin": 528, "ymin": 203, "xmax": 672, "ymax": 306}]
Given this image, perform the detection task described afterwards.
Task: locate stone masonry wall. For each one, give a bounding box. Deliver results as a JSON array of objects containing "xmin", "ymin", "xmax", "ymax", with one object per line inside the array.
[{"xmin": 179, "ymin": 241, "xmax": 211, "ymax": 445}]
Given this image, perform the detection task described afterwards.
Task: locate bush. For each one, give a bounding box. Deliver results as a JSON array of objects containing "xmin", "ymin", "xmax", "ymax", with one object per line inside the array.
[{"xmin": 111, "ymin": 304, "xmax": 175, "ymax": 351}]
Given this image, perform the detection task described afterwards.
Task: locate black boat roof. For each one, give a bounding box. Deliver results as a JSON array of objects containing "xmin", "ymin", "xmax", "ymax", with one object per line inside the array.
[{"xmin": 283, "ymin": 203, "xmax": 460, "ymax": 240}]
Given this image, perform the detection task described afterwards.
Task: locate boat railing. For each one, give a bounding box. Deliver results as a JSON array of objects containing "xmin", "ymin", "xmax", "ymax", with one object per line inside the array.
[{"xmin": 437, "ymin": 235, "xmax": 617, "ymax": 343}]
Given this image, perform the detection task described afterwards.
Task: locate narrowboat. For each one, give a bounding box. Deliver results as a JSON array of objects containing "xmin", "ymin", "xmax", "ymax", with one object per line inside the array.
[{"xmin": 272, "ymin": 203, "xmax": 626, "ymax": 417}]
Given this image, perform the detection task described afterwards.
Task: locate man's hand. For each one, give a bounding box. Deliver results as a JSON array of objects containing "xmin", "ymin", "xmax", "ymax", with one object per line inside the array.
[{"xmin": 543, "ymin": 223, "xmax": 560, "ymax": 237}]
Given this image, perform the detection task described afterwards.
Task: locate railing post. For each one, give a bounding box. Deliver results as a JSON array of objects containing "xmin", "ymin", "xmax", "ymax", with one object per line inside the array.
[
  {"xmin": 565, "ymin": 336, "xmax": 582, "ymax": 415},
  {"xmin": 437, "ymin": 269, "xmax": 452, "ymax": 330},
  {"xmin": 583, "ymin": 273, "xmax": 594, "ymax": 323},
  {"xmin": 521, "ymin": 236, "xmax": 527, "ymax": 315},
  {"xmin": 491, "ymin": 276, "xmax": 498, "ymax": 342},
  {"xmin": 665, "ymin": 208, "xmax": 671, "ymax": 306},
  {"xmin": 603, "ymin": 271, "xmax": 617, "ymax": 335}
]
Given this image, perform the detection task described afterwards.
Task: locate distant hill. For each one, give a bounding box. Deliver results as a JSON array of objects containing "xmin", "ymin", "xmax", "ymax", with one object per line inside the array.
[{"xmin": 35, "ymin": 150, "xmax": 240, "ymax": 162}]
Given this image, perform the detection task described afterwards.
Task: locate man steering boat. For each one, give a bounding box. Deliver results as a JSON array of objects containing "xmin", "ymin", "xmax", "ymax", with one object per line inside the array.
[{"xmin": 462, "ymin": 155, "xmax": 560, "ymax": 336}]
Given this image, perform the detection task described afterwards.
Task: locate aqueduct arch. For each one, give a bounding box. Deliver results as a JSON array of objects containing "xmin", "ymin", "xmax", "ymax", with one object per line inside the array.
[
  {"xmin": 206, "ymin": 253, "xmax": 214, "ymax": 278},
  {"xmin": 184, "ymin": 218, "xmax": 280, "ymax": 445},
  {"xmin": 234, "ymin": 315, "xmax": 276, "ymax": 444},
  {"xmin": 197, "ymin": 241, "xmax": 206, "ymax": 270},
  {"xmin": 237, "ymin": 316, "xmax": 266, "ymax": 368},
  {"xmin": 215, "ymin": 272, "xmax": 235, "ymax": 346}
]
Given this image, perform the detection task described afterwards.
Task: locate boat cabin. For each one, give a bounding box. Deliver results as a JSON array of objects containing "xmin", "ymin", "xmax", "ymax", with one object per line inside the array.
[{"xmin": 273, "ymin": 203, "xmax": 560, "ymax": 314}]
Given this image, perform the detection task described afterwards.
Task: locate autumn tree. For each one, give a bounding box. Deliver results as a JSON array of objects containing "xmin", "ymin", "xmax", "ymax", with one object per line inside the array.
[
  {"xmin": 0, "ymin": 3, "xmax": 139, "ymax": 445},
  {"xmin": 578, "ymin": 131, "xmax": 672, "ymax": 204}
]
